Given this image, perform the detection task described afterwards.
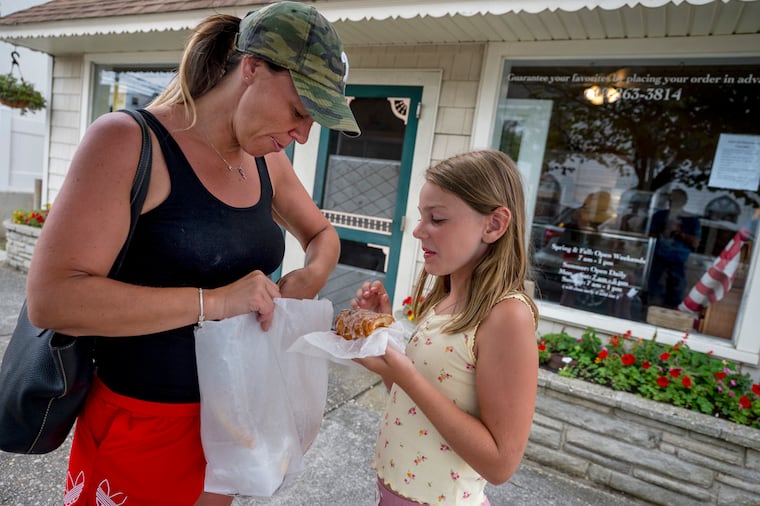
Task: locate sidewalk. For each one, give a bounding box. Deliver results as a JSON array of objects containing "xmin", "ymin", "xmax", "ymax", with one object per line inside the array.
[{"xmin": 0, "ymin": 258, "xmax": 649, "ymax": 505}]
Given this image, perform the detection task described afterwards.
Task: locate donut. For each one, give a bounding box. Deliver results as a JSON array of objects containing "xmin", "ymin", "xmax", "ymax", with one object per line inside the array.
[{"xmin": 334, "ymin": 308, "xmax": 394, "ymax": 340}]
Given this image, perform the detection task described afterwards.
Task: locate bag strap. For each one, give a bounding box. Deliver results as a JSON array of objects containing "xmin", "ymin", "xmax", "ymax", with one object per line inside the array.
[{"xmin": 108, "ymin": 109, "xmax": 152, "ymax": 277}]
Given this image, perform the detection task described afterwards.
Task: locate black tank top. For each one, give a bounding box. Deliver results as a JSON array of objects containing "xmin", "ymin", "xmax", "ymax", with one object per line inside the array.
[{"xmin": 96, "ymin": 109, "xmax": 285, "ymax": 402}]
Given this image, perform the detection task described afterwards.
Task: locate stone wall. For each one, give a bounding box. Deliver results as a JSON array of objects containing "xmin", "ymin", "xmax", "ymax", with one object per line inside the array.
[
  {"xmin": 527, "ymin": 369, "xmax": 760, "ymax": 505},
  {"xmin": 3, "ymin": 219, "xmax": 38, "ymax": 273},
  {"xmin": 0, "ymin": 192, "xmax": 33, "ymax": 240}
]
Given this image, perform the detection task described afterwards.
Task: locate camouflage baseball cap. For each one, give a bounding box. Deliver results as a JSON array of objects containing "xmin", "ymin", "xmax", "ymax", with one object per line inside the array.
[{"xmin": 237, "ymin": 2, "xmax": 360, "ymax": 136}]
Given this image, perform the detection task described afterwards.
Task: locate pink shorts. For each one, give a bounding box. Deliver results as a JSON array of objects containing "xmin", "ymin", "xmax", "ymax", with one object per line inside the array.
[
  {"xmin": 65, "ymin": 377, "xmax": 206, "ymax": 505},
  {"xmin": 376, "ymin": 477, "xmax": 490, "ymax": 506}
]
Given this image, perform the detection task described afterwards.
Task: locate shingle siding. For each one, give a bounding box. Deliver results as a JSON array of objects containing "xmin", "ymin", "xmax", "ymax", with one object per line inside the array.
[{"xmin": 0, "ymin": 0, "xmax": 264, "ymax": 24}]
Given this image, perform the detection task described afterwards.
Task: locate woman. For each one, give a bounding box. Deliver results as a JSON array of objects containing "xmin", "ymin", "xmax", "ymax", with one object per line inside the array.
[{"xmin": 26, "ymin": 3, "xmax": 359, "ymax": 504}]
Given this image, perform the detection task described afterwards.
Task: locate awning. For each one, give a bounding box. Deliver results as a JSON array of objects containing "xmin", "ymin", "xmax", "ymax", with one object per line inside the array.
[
  {"xmin": 326, "ymin": 0, "xmax": 731, "ymax": 20},
  {"xmin": 0, "ymin": 0, "xmax": 758, "ymax": 54}
]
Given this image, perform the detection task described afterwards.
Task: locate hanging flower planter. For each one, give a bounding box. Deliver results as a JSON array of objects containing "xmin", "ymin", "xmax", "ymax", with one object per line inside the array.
[
  {"xmin": 0, "ymin": 51, "xmax": 47, "ymax": 116},
  {"xmin": 0, "ymin": 73, "xmax": 46, "ymax": 115}
]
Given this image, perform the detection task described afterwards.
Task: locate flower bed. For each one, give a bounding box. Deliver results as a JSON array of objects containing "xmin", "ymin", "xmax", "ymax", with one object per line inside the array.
[
  {"xmin": 529, "ymin": 368, "xmax": 760, "ymax": 505},
  {"xmin": 538, "ymin": 328, "xmax": 760, "ymax": 428}
]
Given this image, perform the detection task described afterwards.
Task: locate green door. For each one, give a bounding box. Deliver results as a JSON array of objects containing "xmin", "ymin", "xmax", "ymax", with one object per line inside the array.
[{"xmin": 315, "ymin": 85, "xmax": 422, "ymax": 315}]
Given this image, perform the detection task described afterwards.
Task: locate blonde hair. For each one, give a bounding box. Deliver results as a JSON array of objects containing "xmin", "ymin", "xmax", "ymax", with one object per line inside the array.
[
  {"xmin": 149, "ymin": 14, "xmax": 243, "ymax": 127},
  {"xmin": 411, "ymin": 150, "xmax": 538, "ymax": 334}
]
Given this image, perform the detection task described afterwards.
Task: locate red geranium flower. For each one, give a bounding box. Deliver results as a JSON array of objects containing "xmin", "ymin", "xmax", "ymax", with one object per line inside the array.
[
  {"xmin": 538, "ymin": 342, "xmax": 546, "ymax": 352},
  {"xmin": 659, "ymin": 352, "xmax": 671, "ymax": 361},
  {"xmin": 641, "ymin": 361, "xmax": 651, "ymax": 370},
  {"xmin": 739, "ymin": 396, "xmax": 752, "ymax": 409},
  {"xmin": 752, "ymin": 384, "xmax": 760, "ymax": 396},
  {"xmin": 657, "ymin": 376, "xmax": 669, "ymax": 387},
  {"xmin": 714, "ymin": 371, "xmax": 727, "ymax": 380},
  {"xmin": 597, "ymin": 349, "xmax": 608, "ymax": 360},
  {"xmin": 669, "ymin": 368, "xmax": 681, "ymax": 378},
  {"xmin": 682, "ymin": 376, "xmax": 692, "ymax": 388},
  {"xmin": 621, "ymin": 354, "xmax": 635, "ymax": 366}
]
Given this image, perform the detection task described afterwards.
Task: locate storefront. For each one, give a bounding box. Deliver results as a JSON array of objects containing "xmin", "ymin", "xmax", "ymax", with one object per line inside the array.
[
  {"xmin": 2, "ymin": 0, "xmax": 759, "ymax": 372},
  {"xmin": 474, "ymin": 36, "xmax": 760, "ymax": 367}
]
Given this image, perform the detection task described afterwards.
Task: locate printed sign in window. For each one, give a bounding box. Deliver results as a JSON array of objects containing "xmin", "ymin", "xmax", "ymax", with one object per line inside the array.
[{"xmin": 708, "ymin": 134, "xmax": 760, "ymax": 191}]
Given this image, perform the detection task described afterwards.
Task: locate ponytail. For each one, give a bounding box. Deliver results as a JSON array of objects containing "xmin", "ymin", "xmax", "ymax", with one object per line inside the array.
[{"xmin": 150, "ymin": 14, "xmax": 243, "ymax": 127}]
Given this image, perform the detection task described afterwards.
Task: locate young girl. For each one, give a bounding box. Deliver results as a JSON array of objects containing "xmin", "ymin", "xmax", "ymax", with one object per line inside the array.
[{"xmin": 352, "ymin": 149, "xmax": 539, "ymax": 505}]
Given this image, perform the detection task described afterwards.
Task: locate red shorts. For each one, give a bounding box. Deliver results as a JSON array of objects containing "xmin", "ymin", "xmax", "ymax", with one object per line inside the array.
[{"xmin": 64, "ymin": 377, "xmax": 206, "ymax": 505}]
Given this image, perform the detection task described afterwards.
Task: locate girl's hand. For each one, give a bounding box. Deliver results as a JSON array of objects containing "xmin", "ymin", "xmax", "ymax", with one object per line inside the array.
[
  {"xmin": 350, "ymin": 280, "xmax": 392, "ymax": 314},
  {"xmin": 353, "ymin": 345, "xmax": 415, "ymax": 390}
]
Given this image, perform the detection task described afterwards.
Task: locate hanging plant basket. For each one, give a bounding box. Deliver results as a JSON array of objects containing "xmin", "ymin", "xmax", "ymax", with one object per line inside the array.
[
  {"xmin": 0, "ymin": 72, "xmax": 46, "ymax": 116},
  {"xmin": 0, "ymin": 96, "xmax": 33, "ymax": 109}
]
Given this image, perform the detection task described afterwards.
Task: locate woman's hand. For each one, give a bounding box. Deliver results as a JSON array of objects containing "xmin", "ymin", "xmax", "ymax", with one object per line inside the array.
[
  {"xmin": 277, "ymin": 267, "xmax": 322, "ymax": 300},
  {"xmin": 209, "ymin": 270, "xmax": 281, "ymax": 330},
  {"xmin": 351, "ymin": 280, "xmax": 392, "ymax": 314},
  {"xmin": 268, "ymin": 150, "xmax": 340, "ymax": 299}
]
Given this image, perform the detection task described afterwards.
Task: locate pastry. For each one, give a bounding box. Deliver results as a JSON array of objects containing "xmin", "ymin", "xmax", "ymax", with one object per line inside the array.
[{"xmin": 334, "ymin": 308, "xmax": 394, "ymax": 340}]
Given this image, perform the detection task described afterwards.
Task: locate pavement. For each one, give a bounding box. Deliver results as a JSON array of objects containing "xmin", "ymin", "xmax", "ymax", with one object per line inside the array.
[{"xmin": 0, "ymin": 250, "xmax": 650, "ymax": 505}]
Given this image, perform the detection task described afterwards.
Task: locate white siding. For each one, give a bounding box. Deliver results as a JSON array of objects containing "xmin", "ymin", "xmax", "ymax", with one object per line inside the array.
[{"xmin": 46, "ymin": 55, "xmax": 84, "ymax": 203}]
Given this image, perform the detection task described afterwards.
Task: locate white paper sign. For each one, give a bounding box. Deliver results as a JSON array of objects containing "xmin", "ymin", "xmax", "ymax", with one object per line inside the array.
[{"xmin": 708, "ymin": 134, "xmax": 760, "ymax": 191}]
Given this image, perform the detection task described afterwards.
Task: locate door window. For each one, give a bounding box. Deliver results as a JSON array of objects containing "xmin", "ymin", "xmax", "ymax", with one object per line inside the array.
[{"xmin": 316, "ymin": 90, "xmax": 419, "ymax": 315}]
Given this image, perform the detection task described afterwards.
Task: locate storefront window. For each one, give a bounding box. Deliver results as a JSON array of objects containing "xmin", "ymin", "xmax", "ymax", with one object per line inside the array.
[
  {"xmin": 90, "ymin": 64, "xmax": 175, "ymax": 122},
  {"xmin": 494, "ymin": 60, "xmax": 760, "ymax": 340}
]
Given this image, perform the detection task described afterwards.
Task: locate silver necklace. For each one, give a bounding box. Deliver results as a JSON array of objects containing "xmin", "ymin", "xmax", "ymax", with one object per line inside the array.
[{"xmin": 208, "ymin": 141, "xmax": 246, "ymax": 181}]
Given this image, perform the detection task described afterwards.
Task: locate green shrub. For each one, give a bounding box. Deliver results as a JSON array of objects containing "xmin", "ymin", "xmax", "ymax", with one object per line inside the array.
[{"xmin": 538, "ymin": 328, "xmax": 760, "ymax": 429}]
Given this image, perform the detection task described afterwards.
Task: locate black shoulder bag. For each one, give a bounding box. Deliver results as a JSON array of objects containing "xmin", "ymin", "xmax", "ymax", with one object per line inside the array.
[{"xmin": 0, "ymin": 108, "xmax": 152, "ymax": 454}]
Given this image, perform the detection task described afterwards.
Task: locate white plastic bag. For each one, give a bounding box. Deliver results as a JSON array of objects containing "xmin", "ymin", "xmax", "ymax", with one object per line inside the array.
[{"xmin": 194, "ymin": 298, "xmax": 333, "ymax": 496}]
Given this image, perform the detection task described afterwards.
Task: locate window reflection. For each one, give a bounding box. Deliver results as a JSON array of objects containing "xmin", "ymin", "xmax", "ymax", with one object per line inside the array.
[
  {"xmin": 91, "ymin": 65, "xmax": 175, "ymax": 122},
  {"xmin": 497, "ymin": 60, "xmax": 760, "ymax": 340}
]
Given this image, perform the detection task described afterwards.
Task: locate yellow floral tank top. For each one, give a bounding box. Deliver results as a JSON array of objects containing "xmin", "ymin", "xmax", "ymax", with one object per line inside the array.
[{"xmin": 372, "ymin": 293, "xmax": 534, "ymax": 505}]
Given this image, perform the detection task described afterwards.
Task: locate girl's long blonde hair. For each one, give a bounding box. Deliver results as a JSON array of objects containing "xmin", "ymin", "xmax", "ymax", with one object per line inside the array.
[{"xmin": 411, "ymin": 149, "xmax": 538, "ymax": 334}]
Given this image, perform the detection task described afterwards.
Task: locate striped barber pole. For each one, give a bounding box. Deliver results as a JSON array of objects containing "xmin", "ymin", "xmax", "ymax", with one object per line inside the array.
[{"xmin": 679, "ymin": 211, "xmax": 759, "ymax": 315}]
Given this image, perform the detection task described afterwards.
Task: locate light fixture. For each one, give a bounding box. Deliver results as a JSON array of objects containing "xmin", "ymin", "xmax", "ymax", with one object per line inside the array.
[
  {"xmin": 584, "ymin": 85, "xmax": 620, "ymax": 105},
  {"xmin": 606, "ymin": 87, "xmax": 621, "ymax": 103},
  {"xmin": 584, "ymin": 85, "xmax": 604, "ymax": 105}
]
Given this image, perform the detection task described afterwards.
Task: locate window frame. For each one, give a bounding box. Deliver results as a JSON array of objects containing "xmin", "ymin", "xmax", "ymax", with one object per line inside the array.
[
  {"xmin": 81, "ymin": 51, "xmax": 182, "ymax": 133},
  {"xmin": 472, "ymin": 36, "xmax": 760, "ymax": 365}
]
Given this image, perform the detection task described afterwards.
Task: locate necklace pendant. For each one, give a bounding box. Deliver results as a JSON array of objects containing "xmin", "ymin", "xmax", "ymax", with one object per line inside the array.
[
  {"xmin": 207, "ymin": 138, "xmax": 246, "ymax": 182},
  {"xmin": 225, "ymin": 164, "xmax": 246, "ymax": 181}
]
